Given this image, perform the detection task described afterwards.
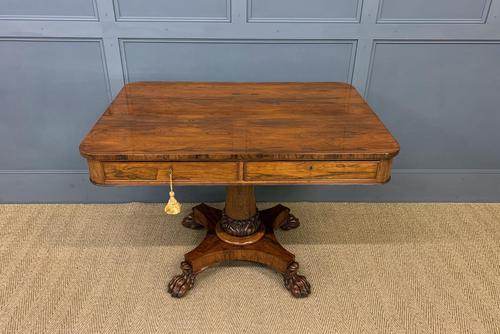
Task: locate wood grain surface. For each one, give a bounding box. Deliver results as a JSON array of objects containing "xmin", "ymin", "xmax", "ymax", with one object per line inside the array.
[{"xmin": 80, "ymin": 82, "xmax": 399, "ymax": 162}]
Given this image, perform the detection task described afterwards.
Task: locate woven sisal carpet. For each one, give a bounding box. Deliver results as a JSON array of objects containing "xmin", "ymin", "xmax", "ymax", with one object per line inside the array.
[{"xmin": 1, "ymin": 203, "xmax": 499, "ymax": 333}]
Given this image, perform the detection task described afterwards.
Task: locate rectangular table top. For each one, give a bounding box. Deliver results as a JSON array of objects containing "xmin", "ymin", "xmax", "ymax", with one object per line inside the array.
[{"xmin": 80, "ymin": 82, "xmax": 399, "ymax": 162}]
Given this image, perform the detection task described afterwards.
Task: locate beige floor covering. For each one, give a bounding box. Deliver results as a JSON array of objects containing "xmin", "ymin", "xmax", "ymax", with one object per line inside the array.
[{"xmin": 0, "ymin": 203, "xmax": 499, "ymax": 334}]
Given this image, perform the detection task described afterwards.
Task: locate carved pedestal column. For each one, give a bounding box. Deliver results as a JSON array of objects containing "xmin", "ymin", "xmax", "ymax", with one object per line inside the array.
[
  {"xmin": 168, "ymin": 185, "xmax": 311, "ymax": 298},
  {"xmin": 220, "ymin": 186, "xmax": 261, "ymax": 237}
]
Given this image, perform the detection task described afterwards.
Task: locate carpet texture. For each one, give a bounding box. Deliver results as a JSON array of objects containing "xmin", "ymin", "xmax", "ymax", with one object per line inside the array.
[{"xmin": 0, "ymin": 203, "xmax": 499, "ymax": 334}]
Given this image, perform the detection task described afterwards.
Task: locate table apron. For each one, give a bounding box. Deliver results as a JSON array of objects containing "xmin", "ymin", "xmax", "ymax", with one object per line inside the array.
[{"xmin": 86, "ymin": 159, "xmax": 393, "ymax": 186}]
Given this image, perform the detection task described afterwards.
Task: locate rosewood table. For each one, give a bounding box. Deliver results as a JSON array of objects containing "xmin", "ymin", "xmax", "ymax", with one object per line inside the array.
[{"xmin": 80, "ymin": 82, "xmax": 399, "ymax": 298}]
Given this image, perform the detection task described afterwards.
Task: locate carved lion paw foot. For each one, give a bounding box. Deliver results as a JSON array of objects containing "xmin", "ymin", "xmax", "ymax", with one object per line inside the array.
[
  {"xmin": 181, "ymin": 213, "xmax": 204, "ymax": 229},
  {"xmin": 283, "ymin": 262, "xmax": 311, "ymax": 298},
  {"xmin": 280, "ymin": 213, "xmax": 300, "ymax": 231},
  {"xmin": 168, "ymin": 261, "xmax": 196, "ymax": 298}
]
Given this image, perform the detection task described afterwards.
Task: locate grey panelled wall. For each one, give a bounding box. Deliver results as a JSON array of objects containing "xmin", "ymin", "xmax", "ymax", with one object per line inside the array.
[
  {"xmin": 0, "ymin": 39, "xmax": 110, "ymax": 170},
  {"xmin": 121, "ymin": 40, "xmax": 356, "ymax": 82},
  {"xmin": 1, "ymin": 0, "xmax": 500, "ymax": 203},
  {"xmin": 0, "ymin": 0, "xmax": 98, "ymax": 20},
  {"xmin": 377, "ymin": 0, "xmax": 492, "ymax": 23},
  {"xmin": 114, "ymin": 0, "xmax": 230, "ymax": 22}
]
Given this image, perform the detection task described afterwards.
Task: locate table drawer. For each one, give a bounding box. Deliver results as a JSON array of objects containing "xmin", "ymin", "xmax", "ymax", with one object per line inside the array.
[
  {"xmin": 244, "ymin": 161, "xmax": 379, "ymax": 182},
  {"xmin": 99, "ymin": 161, "xmax": 239, "ymax": 185}
]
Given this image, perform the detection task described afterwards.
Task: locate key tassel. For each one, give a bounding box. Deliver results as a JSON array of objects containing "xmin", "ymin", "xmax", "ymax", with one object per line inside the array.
[{"xmin": 164, "ymin": 168, "xmax": 182, "ymax": 215}]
